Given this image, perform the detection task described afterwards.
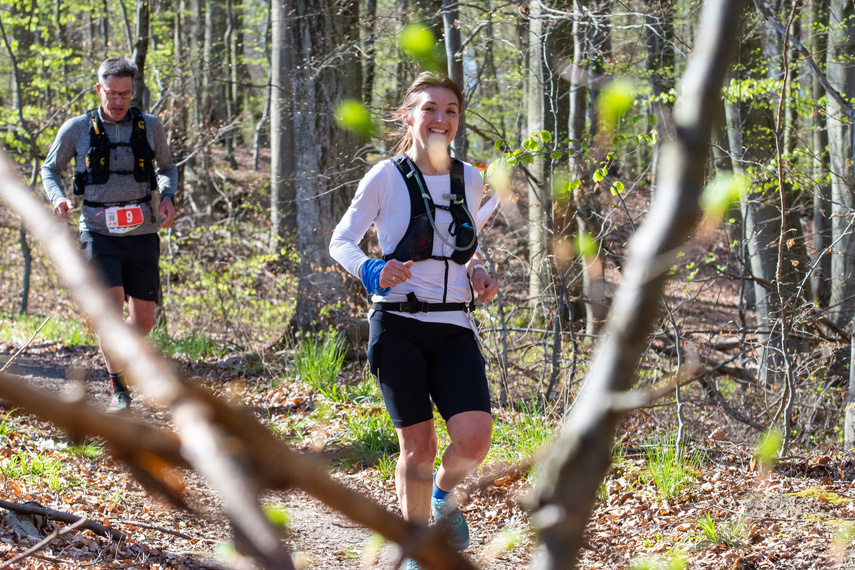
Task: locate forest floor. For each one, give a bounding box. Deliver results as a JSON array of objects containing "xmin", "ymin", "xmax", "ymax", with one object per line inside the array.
[{"xmin": 2, "ymin": 342, "xmax": 855, "ymax": 569}]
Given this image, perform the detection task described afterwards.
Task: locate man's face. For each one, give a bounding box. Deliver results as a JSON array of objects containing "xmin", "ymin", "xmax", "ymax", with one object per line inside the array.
[{"xmin": 96, "ymin": 75, "xmax": 134, "ymax": 122}]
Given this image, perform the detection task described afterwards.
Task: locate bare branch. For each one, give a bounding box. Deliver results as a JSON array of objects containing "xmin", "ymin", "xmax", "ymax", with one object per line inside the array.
[{"xmin": 0, "ymin": 500, "xmax": 119, "ymax": 542}]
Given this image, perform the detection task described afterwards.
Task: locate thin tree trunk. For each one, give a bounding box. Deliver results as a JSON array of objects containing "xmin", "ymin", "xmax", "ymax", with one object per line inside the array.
[
  {"xmin": 825, "ymin": 0, "xmax": 855, "ymax": 329},
  {"xmin": 809, "ymin": 0, "xmax": 830, "ymax": 307},
  {"xmin": 131, "ymin": 0, "xmax": 150, "ymax": 112},
  {"xmin": 362, "ymin": 0, "xmax": 378, "ymax": 105},
  {"xmin": 270, "ymin": 0, "xmax": 296, "ymax": 247},
  {"xmin": 527, "ymin": 0, "xmax": 548, "ymax": 312},
  {"xmin": 443, "ymin": 0, "xmax": 466, "ymax": 160}
]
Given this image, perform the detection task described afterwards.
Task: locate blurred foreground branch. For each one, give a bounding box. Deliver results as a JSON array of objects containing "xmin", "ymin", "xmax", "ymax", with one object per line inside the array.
[{"xmin": 528, "ymin": 0, "xmax": 745, "ymax": 567}]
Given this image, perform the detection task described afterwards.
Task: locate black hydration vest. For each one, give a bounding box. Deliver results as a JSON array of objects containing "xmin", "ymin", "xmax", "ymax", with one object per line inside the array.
[
  {"xmin": 384, "ymin": 154, "xmax": 477, "ymax": 266},
  {"xmin": 73, "ymin": 107, "xmax": 157, "ymax": 196},
  {"xmin": 372, "ymin": 154, "xmax": 478, "ymax": 312}
]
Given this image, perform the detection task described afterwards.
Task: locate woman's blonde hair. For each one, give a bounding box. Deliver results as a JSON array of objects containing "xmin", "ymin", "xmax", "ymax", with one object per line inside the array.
[{"xmin": 389, "ymin": 72, "xmax": 464, "ymax": 156}]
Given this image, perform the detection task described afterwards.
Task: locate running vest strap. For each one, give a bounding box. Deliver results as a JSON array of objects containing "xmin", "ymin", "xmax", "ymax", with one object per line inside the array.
[
  {"xmin": 383, "ymin": 154, "xmax": 478, "ymax": 266},
  {"xmin": 371, "ymin": 292, "xmax": 474, "ymax": 314},
  {"xmin": 73, "ymin": 107, "xmax": 157, "ymax": 195}
]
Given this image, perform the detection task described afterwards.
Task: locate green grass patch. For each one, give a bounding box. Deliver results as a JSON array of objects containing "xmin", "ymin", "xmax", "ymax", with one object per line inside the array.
[
  {"xmin": 488, "ymin": 404, "xmax": 557, "ymax": 471},
  {"xmin": 68, "ymin": 441, "xmax": 105, "ymax": 460},
  {"xmin": 695, "ymin": 512, "xmax": 747, "ymax": 548},
  {"xmin": 1, "ymin": 452, "xmax": 67, "ymax": 489},
  {"xmin": 345, "ymin": 407, "xmax": 398, "ymax": 462},
  {"xmin": 0, "ymin": 313, "xmax": 96, "ymax": 346},
  {"xmin": 644, "ymin": 437, "xmax": 703, "ymax": 500},
  {"xmin": 150, "ymin": 328, "xmax": 227, "ymax": 359},
  {"xmin": 292, "ymin": 333, "xmax": 347, "ymax": 401}
]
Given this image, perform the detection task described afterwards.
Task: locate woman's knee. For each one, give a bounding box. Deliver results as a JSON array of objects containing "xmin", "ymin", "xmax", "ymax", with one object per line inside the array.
[
  {"xmin": 447, "ymin": 412, "xmax": 493, "ymax": 460},
  {"xmin": 397, "ymin": 423, "xmax": 438, "ymax": 466}
]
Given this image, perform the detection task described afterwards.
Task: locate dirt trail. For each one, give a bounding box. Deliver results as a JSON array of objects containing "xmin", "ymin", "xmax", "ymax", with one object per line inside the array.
[{"xmin": 0, "ymin": 347, "xmax": 530, "ymax": 569}]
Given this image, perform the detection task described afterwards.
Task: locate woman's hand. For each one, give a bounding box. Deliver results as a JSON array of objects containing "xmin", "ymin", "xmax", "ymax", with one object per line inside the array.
[
  {"xmin": 469, "ymin": 266, "xmax": 499, "ymax": 303},
  {"xmin": 380, "ymin": 259, "xmax": 414, "ymax": 288}
]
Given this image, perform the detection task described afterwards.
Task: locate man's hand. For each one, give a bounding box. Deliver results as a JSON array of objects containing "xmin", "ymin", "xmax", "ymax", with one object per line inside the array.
[
  {"xmin": 159, "ymin": 196, "xmax": 175, "ymax": 229},
  {"xmin": 469, "ymin": 266, "xmax": 499, "ymax": 303},
  {"xmin": 53, "ymin": 198, "xmax": 74, "ymax": 220}
]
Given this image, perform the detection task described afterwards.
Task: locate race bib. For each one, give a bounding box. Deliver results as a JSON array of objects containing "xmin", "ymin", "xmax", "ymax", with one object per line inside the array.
[{"xmin": 105, "ymin": 205, "xmax": 143, "ymax": 234}]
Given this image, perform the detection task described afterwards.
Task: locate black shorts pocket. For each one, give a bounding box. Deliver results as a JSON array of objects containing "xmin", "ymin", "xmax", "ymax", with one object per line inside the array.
[{"xmin": 368, "ymin": 312, "xmax": 389, "ymax": 377}]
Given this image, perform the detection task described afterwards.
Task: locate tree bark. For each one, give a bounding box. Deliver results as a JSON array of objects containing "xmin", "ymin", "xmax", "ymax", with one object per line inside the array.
[
  {"xmin": 809, "ymin": 0, "xmax": 831, "ymax": 308},
  {"xmin": 443, "ymin": 0, "xmax": 466, "ymax": 160},
  {"xmin": 825, "ymin": 0, "xmax": 855, "ymax": 329},
  {"xmin": 291, "ymin": 0, "xmax": 362, "ymax": 331},
  {"xmin": 527, "ymin": 0, "xmax": 549, "ymax": 312},
  {"xmin": 130, "ymin": 0, "xmax": 150, "ymax": 112},
  {"xmin": 270, "ymin": 0, "xmax": 296, "ymax": 247}
]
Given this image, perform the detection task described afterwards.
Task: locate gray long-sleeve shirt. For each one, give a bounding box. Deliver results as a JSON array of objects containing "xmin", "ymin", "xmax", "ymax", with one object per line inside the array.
[{"xmin": 41, "ymin": 107, "xmax": 178, "ymax": 236}]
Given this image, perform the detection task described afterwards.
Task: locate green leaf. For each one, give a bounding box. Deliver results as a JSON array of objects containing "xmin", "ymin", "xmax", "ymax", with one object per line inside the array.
[
  {"xmin": 701, "ymin": 173, "xmax": 748, "ymax": 224},
  {"xmin": 611, "ymin": 181, "xmax": 624, "ymax": 194},
  {"xmin": 755, "ymin": 428, "xmax": 782, "ymax": 470},
  {"xmin": 576, "ymin": 229, "xmax": 598, "ymax": 258},
  {"xmin": 649, "ymin": 113, "xmax": 658, "ymax": 127},
  {"xmin": 540, "ymin": 130, "xmax": 553, "ymax": 143},
  {"xmin": 550, "ymin": 151, "xmax": 563, "ymax": 160},
  {"xmin": 597, "ymin": 79, "xmax": 636, "ymax": 132},
  {"xmin": 399, "ymin": 23, "xmax": 436, "ymax": 61},
  {"xmin": 335, "ymin": 100, "xmax": 373, "ymax": 138},
  {"xmin": 263, "ymin": 503, "xmax": 292, "ymax": 531},
  {"xmin": 494, "ymin": 139, "xmax": 505, "ymax": 150}
]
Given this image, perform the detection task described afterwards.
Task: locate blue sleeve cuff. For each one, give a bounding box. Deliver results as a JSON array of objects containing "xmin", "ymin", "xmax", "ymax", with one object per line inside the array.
[{"xmin": 360, "ymin": 259, "xmax": 390, "ymax": 297}]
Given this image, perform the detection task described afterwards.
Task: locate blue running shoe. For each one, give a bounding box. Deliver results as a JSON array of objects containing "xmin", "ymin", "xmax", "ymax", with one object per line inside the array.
[
  {"xmin": 402, "ymin": 559, "xmax": 423, "ymax": 570},
  {"xmin": 430, "ymin": 496, "xmax": 470, "ymax": 550}
]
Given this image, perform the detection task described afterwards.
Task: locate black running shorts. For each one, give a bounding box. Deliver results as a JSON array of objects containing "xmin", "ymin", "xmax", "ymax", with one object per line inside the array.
[
  {"xmin": 367, "ymin": 311, "xmax": 491, "ymax": 428},
  {"xmin": 79, "ymin": 231, "xmax": 160, "ymax": 302}
]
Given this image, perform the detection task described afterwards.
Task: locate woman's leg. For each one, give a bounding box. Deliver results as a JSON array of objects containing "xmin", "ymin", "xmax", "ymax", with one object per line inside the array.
[
  {"xmin": 395, "ymin": 419, "xmax": 439, "ymax": 523},
  {"xmin": 434, "ymin": 410, "xmax": 493, "ymax": 493}
]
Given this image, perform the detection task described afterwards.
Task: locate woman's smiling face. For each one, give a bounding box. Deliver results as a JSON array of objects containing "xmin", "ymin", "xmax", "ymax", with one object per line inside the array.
[{"xmin": 404, "ymin": 86, "xmax": 460, "ymax": 153}]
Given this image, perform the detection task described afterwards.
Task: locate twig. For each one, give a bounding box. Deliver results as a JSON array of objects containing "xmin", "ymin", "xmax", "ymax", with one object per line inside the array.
[
  {"xmin": 111, "ymin": 519, "xmax": 208, "ymax": 542},
  {"xmin": 0, "ymin": 515, "xmax": 87, "ymax": 569},
  {"xmin": 0, "ymin": 499, "xmax": 125, "ymax": 541},
  {"xmin": 0, "ymin": 316, "xmax": 50, "ymax": 372}
]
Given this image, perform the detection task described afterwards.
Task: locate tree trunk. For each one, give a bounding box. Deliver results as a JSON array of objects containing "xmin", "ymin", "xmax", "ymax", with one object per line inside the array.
[
  {"xmin": 568, "ymin": 0, "xmax": 607, "ymax": 335},
  {"xmin": 443, "ymin": 0, "xmax": 466, "ymax": 160},
  {"xmin": 130, "ymin": 0, "xmax": 150, "ymax": 112},
  {"xmin": 846, "ymin": 330, "xmax": 855, "ymax": 448},
  {"xmin": 645, "ymin": 0, "xmax": 675, "ymax": 191},
  {"xmin": 270, "ymin": 0, "xmax": 296, "ymax": 248},
  {"xmin": 362, "ymin": 0, "xmax": 378, "ymax": 105},
  {"xmin": 809, "ymin": 0, "xmax": 831, "ymax": 307},
  {"xmin": 825, "ymin": 0, "xmax": 855, "ymax": 329},
  {"xmin": 291, "ymin": 0, "xmax": 362, "ymax": 331},
  {"xmin": 527, "ymin": 0, "xmax": 549, "ymax": 312}
]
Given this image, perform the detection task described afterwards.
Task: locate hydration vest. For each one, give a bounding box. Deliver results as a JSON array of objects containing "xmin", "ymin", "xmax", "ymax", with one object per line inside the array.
[
  {"xmin": 73, "ymin": 107, "xmax": 157, "ymax": 196},
  {"xmin": 384, "ymin": 154, "xmax": 477, "ymax": 266}
]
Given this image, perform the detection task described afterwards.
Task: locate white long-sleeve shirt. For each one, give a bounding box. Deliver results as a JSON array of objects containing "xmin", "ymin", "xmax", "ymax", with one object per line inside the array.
[{"xmin": 329, "ymin": 158, "xmax": 484, "ymax": 328}]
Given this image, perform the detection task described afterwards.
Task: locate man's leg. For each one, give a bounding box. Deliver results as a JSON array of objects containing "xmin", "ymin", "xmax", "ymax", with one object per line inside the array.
[
  {"xmin": 395, "ymin": 419, "xmax": 438, "ymax": 524},
  {"xmin": 100, "ymin": 290, "xmax": 156, "ymax": 372},
  {"xmin": 127, "ymin": 296, "xmax": 156, "ymax": 335},
  {"xmin": 101, "ymin": 286, "xmax": 127, "ymax": 374}
]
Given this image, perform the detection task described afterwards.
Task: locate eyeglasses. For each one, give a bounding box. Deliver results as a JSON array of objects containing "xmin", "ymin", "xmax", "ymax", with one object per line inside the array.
[{"xmin": 101, "ymin": 88, "xmax": 133, "ymax": 100}]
